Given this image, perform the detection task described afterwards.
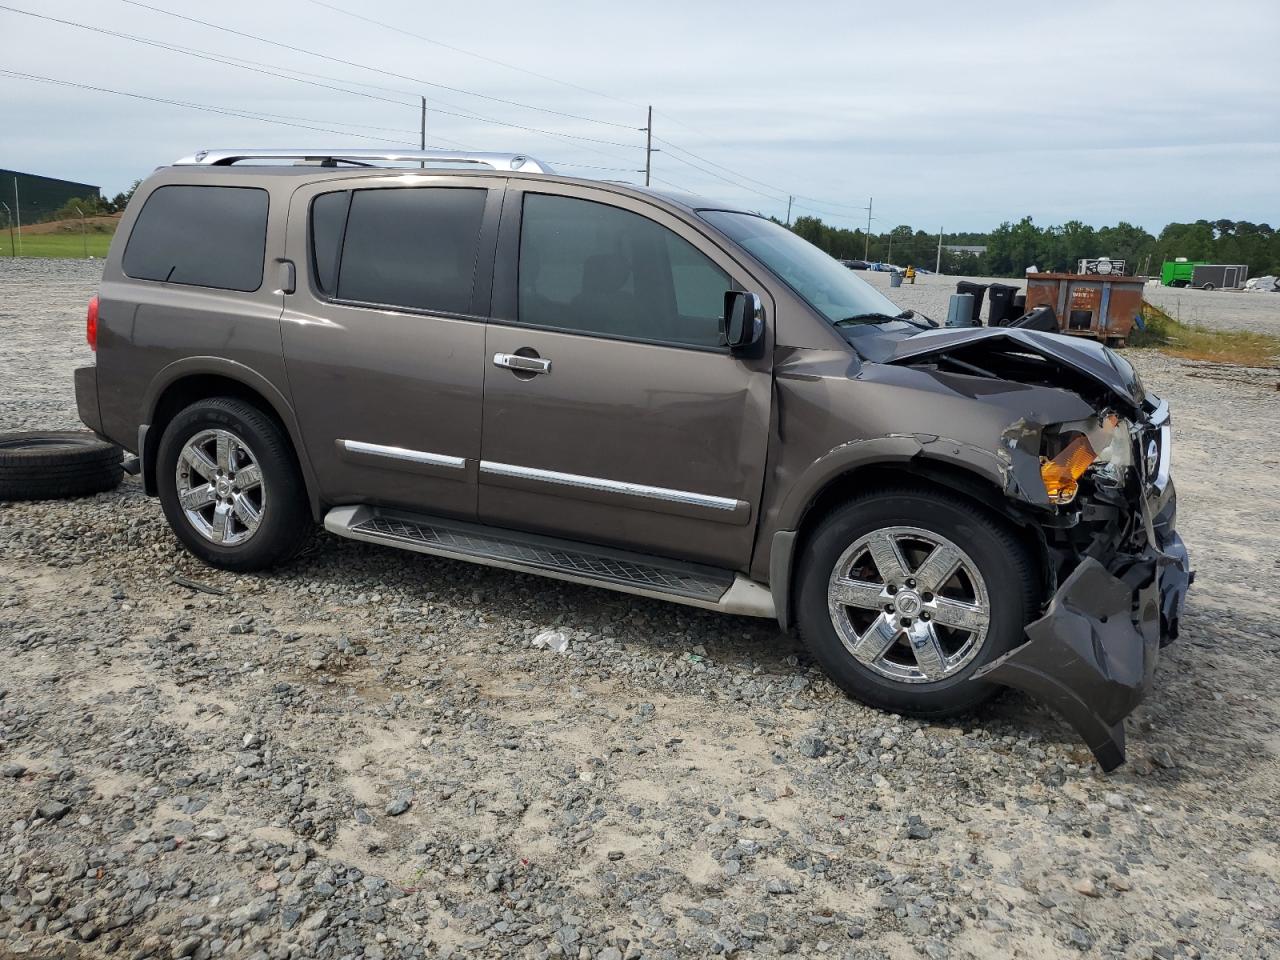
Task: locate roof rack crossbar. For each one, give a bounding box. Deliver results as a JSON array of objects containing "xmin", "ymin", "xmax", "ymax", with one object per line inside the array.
[{"xmin": 172, "ymin": 148, "xmax": 554, "ymax": 174}]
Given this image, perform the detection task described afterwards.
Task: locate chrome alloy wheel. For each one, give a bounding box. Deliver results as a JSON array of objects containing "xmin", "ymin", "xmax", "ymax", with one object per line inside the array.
[
  {"xmin": 175, "ymin": 429, "xmax": 266, "ymax": 546},
  {"xmin": 827, "ymin": 525, "xmax": 990, "ymax": 683}
]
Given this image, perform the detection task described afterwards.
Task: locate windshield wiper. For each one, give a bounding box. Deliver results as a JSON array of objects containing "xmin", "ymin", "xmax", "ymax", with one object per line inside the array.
[{"xmin": 835, "ymin": 309, "xmax": 933, "ymax": 328}]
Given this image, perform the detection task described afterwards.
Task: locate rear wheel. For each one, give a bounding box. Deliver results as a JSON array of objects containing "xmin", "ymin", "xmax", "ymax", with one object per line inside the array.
[
  {"xmin": 796, "ymin": 489, "xmax": 1037, "ymax": 717},
  {"xmin": 156, "ymin": 398, "xmax": 311, "ymax": 571}
]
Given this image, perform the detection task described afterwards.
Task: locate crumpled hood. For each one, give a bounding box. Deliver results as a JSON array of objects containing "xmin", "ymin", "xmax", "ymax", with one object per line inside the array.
[{"xmin": 855, "ymin": 326, "xmax": 1146, "ymax": 412}]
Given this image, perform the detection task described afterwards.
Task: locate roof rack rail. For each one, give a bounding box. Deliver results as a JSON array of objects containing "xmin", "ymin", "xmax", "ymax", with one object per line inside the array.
[{"xmin": 172, "ymin": 148, "xmax": 555, "ymax": 174}]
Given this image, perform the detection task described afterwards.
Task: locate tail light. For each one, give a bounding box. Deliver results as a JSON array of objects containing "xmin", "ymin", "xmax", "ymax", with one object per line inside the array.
[{"xmin": 86, "ymin": 295, "xmax": 99, "ymax": 351}]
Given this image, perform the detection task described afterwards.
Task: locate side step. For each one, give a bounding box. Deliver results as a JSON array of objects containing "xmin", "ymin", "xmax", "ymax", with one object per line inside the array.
[{"xmin": 323, "ymin": 505, "xmax": 775, "ymax": 618}]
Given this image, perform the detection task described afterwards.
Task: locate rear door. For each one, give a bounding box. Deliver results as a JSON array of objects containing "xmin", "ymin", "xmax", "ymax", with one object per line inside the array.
[
  {"xmin": 280, "ymin": 175, "xmax": 502, "ymax": 518},
  {"xmin": 478, "ymin": 183, "xmax": 772, "ymax": 569}
]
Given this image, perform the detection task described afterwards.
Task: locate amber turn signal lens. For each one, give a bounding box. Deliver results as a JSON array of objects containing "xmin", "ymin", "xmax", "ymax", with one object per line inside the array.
[{"xmin": 1039, "ymin": 435, "xmax": 1097, "ymax": 504}]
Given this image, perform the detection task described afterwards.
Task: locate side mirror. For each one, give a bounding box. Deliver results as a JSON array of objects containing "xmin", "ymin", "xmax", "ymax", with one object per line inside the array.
[{"xmin": 722, "ymin": 291, "xmax": 765, "ymax": 351}]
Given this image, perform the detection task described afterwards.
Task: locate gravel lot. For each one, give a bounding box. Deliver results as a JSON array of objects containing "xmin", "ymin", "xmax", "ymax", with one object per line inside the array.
[
  {"xmin": 2, "ymin": 258, "xmax": 1279, "ymax": 960},
  {"xmin": 861, "ymin": 271, "xmax": 1280, "ymax": 336}
]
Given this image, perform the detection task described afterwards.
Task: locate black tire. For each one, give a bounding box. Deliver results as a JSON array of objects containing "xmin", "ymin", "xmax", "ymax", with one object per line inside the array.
[
  {"xmin": 1200, "ymin": 282, "xmax": 1215, "ymax": 291},
  {"xmin": 795, "ymin": 488, "xmax": 1038, "ymax": 718},
  {"xmin": 156, "ymin": 398, "xmax": 311, "ymax": 572},
  {"xmin": 0, "ymin": 431, "xmax": 123, "ymax": 501}
]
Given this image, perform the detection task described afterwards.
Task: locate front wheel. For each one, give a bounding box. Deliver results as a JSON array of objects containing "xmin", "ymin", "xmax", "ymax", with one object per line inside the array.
[
  {"xmin": 156, "ymin": 398, "xmax": 311, "ymax": 571},
  {"xmin": 795, "ymin": 489, "xmax": 1038, "ymax": 717}
]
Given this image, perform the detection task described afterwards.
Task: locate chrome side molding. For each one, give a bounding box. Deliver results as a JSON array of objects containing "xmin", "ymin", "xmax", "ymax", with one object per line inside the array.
[
  {"xmin": 338, "ymin": 439, "xmax": 466, "ymax": 470},
  {"xmin": 479, "ymin": 460, "xmax": 743, "ymax": 512}
]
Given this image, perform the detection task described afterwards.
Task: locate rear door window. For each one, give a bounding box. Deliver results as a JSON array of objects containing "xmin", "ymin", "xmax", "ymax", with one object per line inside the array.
[
  {"xmin": 123, "ymin": 185, "xmax": 269, "ymax": 292},
  {"xmin": 518, "ymin": 193, "xmax": 730, "ymax": 347},
  {"xmin": 331, "ymin": 187, "xmax": 487, "ymax": 314}
]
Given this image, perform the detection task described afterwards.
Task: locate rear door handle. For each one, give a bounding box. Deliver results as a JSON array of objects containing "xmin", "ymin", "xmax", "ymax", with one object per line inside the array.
[{"xmin": 493, "ymin": 352, "xmax": 551, "ymax": 375}]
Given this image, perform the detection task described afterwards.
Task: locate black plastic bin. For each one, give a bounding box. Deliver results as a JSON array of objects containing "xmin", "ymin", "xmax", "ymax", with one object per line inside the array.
[
  {"xmin": 955, "ymin": 281, "xmax": 988, "ymax": 324},
  {"xmin": 987, "ymin": 283, "xmax": 1020, "ymax": 326}
]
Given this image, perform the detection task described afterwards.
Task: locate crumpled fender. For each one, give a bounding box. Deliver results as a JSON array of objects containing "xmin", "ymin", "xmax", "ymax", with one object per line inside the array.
[{"xmin": 974, "ymin": 556, "xmax": 1164, "ymax": 772}]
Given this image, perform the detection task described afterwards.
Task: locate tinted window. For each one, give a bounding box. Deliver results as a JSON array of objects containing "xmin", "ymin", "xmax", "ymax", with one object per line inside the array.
[
  {"xmin": 519, "ymin": 194, "xmax": 730, "ymax": 347},
  {"xmin": 310, "ymin": 191, "xmax": 350, "ymax": 295},
  {"xmin": 336, "ymin": 187, "xmax": 486, "ymax": 314},
  {"xmin": 123, "ymin": 185, "xmax": 269, "ymax": 292}
]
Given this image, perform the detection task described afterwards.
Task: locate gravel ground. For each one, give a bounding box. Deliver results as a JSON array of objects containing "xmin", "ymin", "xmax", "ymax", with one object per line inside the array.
[
  {"xmin": 2, "ymin": 258, "xmax": 1279, "ymax": 960},
  {"xmin": 861, "ymin": 271, "xmax": 1280, "ymax": 336}
]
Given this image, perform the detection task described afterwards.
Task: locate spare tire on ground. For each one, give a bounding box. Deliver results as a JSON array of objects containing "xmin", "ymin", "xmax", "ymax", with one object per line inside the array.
[{"xmin": 0, "ymin": 431, "xmax": 124, "ymax": 501}]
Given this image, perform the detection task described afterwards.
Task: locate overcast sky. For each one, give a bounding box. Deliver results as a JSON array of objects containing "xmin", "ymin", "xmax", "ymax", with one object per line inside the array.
[{"xmin": 2, "ymin": 0, "xmax": 1277, "ymax": 232}]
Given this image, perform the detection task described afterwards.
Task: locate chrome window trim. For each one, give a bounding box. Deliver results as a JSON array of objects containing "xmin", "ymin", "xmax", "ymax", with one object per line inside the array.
[
  {"xmin": 479, "ymin": 461, "xmax": 742, "ymax": 512},
  {"xmin": 340, "ymin": 440, "xmax": 466, "ymax": 470}
]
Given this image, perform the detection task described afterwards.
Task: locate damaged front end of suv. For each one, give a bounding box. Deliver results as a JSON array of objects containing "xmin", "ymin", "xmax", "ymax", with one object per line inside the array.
[{"xmin": 868, "ymin": 326, "xmax": 1192, "ymax": 770}]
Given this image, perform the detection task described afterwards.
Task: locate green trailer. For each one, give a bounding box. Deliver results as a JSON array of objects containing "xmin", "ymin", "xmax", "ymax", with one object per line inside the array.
[{"xmin": 1160, "ymin": 258, "xmax": 1206, "ymax": 287}]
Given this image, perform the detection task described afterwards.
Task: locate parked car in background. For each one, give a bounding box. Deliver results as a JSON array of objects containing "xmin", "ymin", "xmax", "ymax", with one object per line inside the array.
[
  {"xmin": 840, "ymin": 259, "xmax": 869, "ymax": 270},
  {"xmin": 73, "ymin": 148, "xmax": 1191, "ymax": 770}
]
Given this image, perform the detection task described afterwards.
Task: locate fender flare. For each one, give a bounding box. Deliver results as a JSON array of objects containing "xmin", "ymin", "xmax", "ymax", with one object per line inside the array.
[
  {"xmin": 140, "ymin": 357, "xmax": 322, "ymax": 518},
  {"xmin": 766, "ymin": 436, "xmax": 1021, "ymax": 630}
]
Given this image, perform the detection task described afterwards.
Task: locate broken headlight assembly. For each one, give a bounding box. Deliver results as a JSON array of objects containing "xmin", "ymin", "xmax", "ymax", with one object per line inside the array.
[{"xmin": 1039, "ymin": 415, "xmax": 1132, "ymax": 504}]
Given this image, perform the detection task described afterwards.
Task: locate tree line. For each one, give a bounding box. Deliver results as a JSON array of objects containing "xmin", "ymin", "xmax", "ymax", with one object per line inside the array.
[{"xmin": 789, "ymin": 215, "xmax": 1280, "ymax": 279}]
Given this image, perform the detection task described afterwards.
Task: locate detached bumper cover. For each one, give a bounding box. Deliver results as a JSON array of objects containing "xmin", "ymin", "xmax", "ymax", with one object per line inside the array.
[{"xmin": 975, "ymin": 526, "xmax": 1191, "ymax": 772}]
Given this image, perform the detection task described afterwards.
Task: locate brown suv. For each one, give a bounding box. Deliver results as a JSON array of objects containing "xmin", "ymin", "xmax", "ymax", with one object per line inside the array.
[{"xmin": 74, "ymin": 149, "xmax": 1190, "ymax": 769}]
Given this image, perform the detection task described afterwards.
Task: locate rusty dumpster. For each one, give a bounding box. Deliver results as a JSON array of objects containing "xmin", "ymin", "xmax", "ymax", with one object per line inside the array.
[{"xmin": 1024, "ymin": 273, "xmax": 1146, "ymax": 346}]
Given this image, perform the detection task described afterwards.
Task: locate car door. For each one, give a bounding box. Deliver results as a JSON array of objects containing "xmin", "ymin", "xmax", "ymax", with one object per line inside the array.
[
  {"xmin": 479, "ymin": 183, "xmax": 772, "ymax": 569},
  {"xmin": 281, "ymin": 175, "xmax": 502, "ymax": 518}
]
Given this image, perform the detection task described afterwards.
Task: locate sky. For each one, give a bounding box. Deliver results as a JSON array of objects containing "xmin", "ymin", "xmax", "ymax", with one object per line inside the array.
[{"xmin": 2, "ymin": 0, "xmax": 1277, "ymax": 233}]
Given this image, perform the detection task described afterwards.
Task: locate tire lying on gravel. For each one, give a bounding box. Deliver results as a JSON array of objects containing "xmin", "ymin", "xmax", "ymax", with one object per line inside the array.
[{"xmin": 0, "ymin": 431, "xmax": 124, "ymax": 501}]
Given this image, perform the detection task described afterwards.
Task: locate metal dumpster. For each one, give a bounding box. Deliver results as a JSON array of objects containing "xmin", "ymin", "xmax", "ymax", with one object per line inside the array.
[{"xmin": 1024, "ymin": 273, "xmax": 1146, "ymax": 346}]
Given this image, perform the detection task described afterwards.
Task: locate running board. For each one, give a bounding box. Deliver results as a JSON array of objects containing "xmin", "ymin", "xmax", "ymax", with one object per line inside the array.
[{"xmin": 323, "ymin": 505, "xmax": 775, "ymax": 618}]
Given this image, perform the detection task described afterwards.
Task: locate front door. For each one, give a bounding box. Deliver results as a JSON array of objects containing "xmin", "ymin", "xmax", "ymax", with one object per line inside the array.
[
  {"xmin": 478, "ymin": 185, "xmax": 772, "ymax": 569},
  {"xmin": 281, "ymin": 176, "xmax": 502, "ymax": 518}
]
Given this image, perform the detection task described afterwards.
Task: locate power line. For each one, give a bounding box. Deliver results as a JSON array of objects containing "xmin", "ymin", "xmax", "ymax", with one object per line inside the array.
[
  {"xmin": 652, "ymin": 122, "xmax": 873, "ymax": 214},
  {"xmin": 0, "ymin": 69, "xmax": 439, "ymax": 144},
  {"xmin": 114, "ymin": 0, "xmax": 640, "ymax": 132},
  {"xmin": 0, "ymin": 5, "xmax": 644, "ymax": 156},
  {"xmin": 303, "ymin": 0, "xmax": 644, "ymax": 112}
]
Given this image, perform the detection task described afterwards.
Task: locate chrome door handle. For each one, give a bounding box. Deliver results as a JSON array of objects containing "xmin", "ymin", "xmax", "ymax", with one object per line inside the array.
[{"xmin": 493, "ymin": 352, "xmax": 551, "ymax": 374}]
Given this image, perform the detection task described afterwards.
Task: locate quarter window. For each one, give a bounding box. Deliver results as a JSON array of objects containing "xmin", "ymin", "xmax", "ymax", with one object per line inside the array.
[
  {"xmin": 333, "ymin": 187, "xmax": 487, "ymax": 314},
  {"xmin": 519, "ymin": 193, "xmax": 730, "ymax": 347},
  {"xmin": 123, "ymin": 185, "xmax": 269, "ymax": 292}
]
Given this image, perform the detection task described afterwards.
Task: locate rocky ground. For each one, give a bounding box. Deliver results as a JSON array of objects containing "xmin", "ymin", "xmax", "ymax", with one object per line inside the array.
[{"xmin": 2, "ymin": 258, "xmax": 1278, "ymax": 960}]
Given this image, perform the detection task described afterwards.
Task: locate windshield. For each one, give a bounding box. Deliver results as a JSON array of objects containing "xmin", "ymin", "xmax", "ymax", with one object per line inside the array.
[{"xmin": 701, "ymin": 210, "xmax": 904, "ymax": 325}]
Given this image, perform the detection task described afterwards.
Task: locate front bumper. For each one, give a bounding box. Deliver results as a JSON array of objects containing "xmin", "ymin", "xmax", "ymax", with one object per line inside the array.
[{"xmin": 975, "ymin": 499, "xmax": 1192, "ymax": 772}]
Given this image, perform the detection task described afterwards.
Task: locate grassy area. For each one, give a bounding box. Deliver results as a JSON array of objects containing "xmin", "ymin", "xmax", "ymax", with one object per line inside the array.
[
  {"xmin": 1130, "ymin": 301, "xmax": 1280, "ymax": 367},
  {"xmin": 1, "ymin": 231, "xmax": 114, "ymax": 259}
]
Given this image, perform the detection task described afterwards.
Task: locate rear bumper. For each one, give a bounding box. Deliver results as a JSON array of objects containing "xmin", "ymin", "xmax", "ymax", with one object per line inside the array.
[
  {"xmin": 74, "ymin": 365, "xmax": 102, "ymax": 435},
  {"xmin": 975, "ymin": 501, "xmax": 1191, "ymax": 772}
]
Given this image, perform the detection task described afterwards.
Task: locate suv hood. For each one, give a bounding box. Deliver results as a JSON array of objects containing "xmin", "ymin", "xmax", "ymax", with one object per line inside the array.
[{"xmin": 852, "ymin": 326, "xmax": 1146, "ymax": 413}]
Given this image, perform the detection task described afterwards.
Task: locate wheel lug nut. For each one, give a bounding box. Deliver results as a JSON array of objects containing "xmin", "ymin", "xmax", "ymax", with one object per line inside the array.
[
  {"xmin": 906, "ymin": 578, "xmax": 916, "ymax": 588},
  {"xmin": 900, "ymin": 618, "xmax": 912, "ymax": 628},
  {"xmin": 921, "ymin": 613, "xmax": 931, "ymax": 622},
  {"xmin": 884, "ymin": 604, "xmax": 894, "ymax": 613},
  {"xmin": 886, "ymin": 584, "xmax": 898, "ymax": 595}
]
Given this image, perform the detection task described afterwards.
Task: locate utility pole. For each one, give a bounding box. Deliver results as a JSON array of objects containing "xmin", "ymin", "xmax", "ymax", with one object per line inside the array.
[
  {"xmin": 863, "ymin": 196, "xmax": 873, "ymax": 260},
  {"xmin": 644, "ymin": 105, "xmax": 653, "ymax": 187},
  {"xmin": 73, "ymin": 204, "xmax": 87, "ymax": 258},
  {"xmin": 0, "ymin": 201, "xmax": 13, "ymax": 257},
  {"xmin": 13, "ymin": 177, "xmax": 21, "ymax": 256},
  {"xmin": 419, "ymin": 96, "xmax": 427, "ymax": 168},
  {"xmin": 936, "ymin": 226, "xmax": 943, "ymax": 274},
  {"xmin": 786, "ymin": 195, "xmax": 793, "ymax": 227}
]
